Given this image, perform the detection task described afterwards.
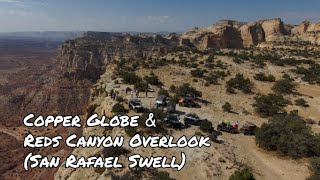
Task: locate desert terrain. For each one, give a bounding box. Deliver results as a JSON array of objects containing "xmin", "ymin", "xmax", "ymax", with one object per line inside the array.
[{"xmin": 1, "ymin": 18, "xmax": 320, "ymax": 180}]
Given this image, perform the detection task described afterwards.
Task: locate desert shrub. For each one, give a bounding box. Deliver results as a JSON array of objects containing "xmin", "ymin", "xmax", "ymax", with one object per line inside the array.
[
  {"xmin": 222, "ymin": 102, "xmax": 232, "ymax": 112},
  {"xmin": 204, "ymin": 70, "xmax": 228, "ymax": 85},
  {"xmin": 144, "ymin": 74, "xmax": 162, "ymax": 86},
  {"xmin": 111, "ymin": 173, "xmax": 135, "ymax": 180},
  {"xmin": 206, "ymin": 55, "xmax": 215, "ymax": 63},
  {"xmin": 173, "ymin": 83, "xmax": 202, "ymax": 98},
  {"xmin": 153, "ymin": 58, "xmax": 169, "ymax": 67},
  {"xmin": 111, "ymin": 103, "xmax": 128, "ymax": 114},
  {"xmin": 125, "ymin": 127, "xmax": 138, "ymax": 137},
  {"xmin": 229, "ymin": 168, "xmax": 255, "ymax": 180},
  {"xmin": 204, "ymin": 74, "xmax": 219, "ymax": 84},
  {"xmin": 200, "ymin": 119, "xmax": 213, "ymax": 133},
  {"xmin": 115, "ymin": 96, "xmax": 124, "ymax": 102},
  {"xmin": 169, "ymin": 85, "xmax": 176, "ymax": 92},
  {"xmin": 233, "ymin": 57, "xmax": 245, "ymax": 64},
  {"xmin": 251, "ymin": 58, "xmax": 266, "ymax": 68},
  {"xmin": 272, "ymin": 78, "xmax": 297, "ymax": 94},
  {"xmin": 158, "ymin": 88, "xmax": 170, "ymax": 97},
  {"xmin": 308, "ymin": 157, "xmax": 320, "ymax": 180},
  {"xmin": 139, "ymin": 110, "xmax": 167, "ymax": 134},
  {"xmin": 305, "ymin": 118, "xmax": 317, "ymax": 125},
  {"xmin": 295, "ymin": 98, "xmax": 309, "ymax": 107},
  {"xmin": 189, "ymin": 63, "xmax": 198, "ymax": 68},
  {"xmin": 102, "ymin": 146, "xmax": 130, "ymax": 157},
  {"xmin": 226, "ymin": 74, "xmax": 253, "ymax": 94},
  {"xmin": 134, "ymin": 81, "xmax": 149, "ymax": 92},
  {"xmin": 294, "ymin": 64, "xmax": 320, "ymax": 84},
  {"xmin": 121, "ymin": 71, "xmax": 141, "ymax": 84},
  {"xmin": 226, "ymin": 86, "xmax": 236, "ymax": 94},
  {"xmin": 190, "ymin": 68, "xmax": 206, "ymax": 78},
  {"xmin": 155, "ymin": 171, "xmax": 174, "ymax": 180},
  {"xmin": 253, "ymin": 93, "xmax": 289, "ymax": 117},
  {"xmin": 149, "ymin": 108, "xmax": 167, "ymax": 121},
  {"xmin": 255, "ymin": 111, "xmax": 320, "ymax": 158},
  {"xmin": 253, "ymin": 72, "xmax": 276, "ymax": 82}
]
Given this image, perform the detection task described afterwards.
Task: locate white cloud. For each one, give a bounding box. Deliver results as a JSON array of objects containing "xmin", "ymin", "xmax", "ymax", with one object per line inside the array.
[
  {"xmin": 137, "ymin": 15, "xmax": 176, "ymax": 24},
  {"xmin": 0, "ymin": 0, "xmax": 20, "ymax": 3},
  {"xmin": 0, "ymin": 9, "xmax": 32, "ymax": 16}
]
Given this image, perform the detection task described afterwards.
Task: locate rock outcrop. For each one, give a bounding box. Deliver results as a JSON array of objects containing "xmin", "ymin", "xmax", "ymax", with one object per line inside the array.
[
  {"xmin": 259, "ymin": 18, "xmax": 288, "ymax": 41},
  {"xmin": 57, "ymin": 34, "xmax": 179, "ymax": 80},
  {"xmin": 239, "ymin": 22, "xmax": 265, "ymax": 47},
  {"xmin": 292, "ymin": 21, "xmax": 320, "ymax": 45},
  {"xmin": 57, "ymin": 18, "xmax": 320, "ymax": 80}
]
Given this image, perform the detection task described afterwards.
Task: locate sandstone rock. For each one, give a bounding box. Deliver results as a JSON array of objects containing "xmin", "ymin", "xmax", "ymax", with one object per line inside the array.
[
  {"xmin": 259, "ymin": 18, "xmax": 288, "ymax": 41},
  {"xmin": 57, "ymin": 34, "xmax": 178, "ymax": 81},
  {"xmin": 240, "ymin": 23, "xmax": 265, "ymax": 47}
]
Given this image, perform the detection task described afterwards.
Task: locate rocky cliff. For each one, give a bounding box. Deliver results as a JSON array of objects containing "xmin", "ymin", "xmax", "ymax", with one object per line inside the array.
[
  {"xmin": 57, "ymin": 34, "xmax": 179, "ymax": 80},
  {"xmin": 56, "ymin": 18, "xmax": 320, "ymax": 80}
]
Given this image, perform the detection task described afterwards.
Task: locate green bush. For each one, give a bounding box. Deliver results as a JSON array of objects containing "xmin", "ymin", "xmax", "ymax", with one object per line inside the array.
[
  {"xmin": 226, "ymin": 74, "xmax": 253, "ymax": 94},
  {"xmin": 139, "ymin": 110, "xmax": 168, "ymax": 134},
  {"xmin": 308, "ymin": 157, "xmax": 320, "ymax": 180},
  {"xmin": 294, "ymin": 64, "xmax": 320, "ymax": 84},
  {"xmin": 155, "ymin": 171, "xmax": 174, "ymax": 180},
  {"xmin": 206, "ymin": 55, "xmax": 215, "ymax": 63},
  {"xmin": 233, "ymin": 57, "xmax": 245, "ymax": 64},
  {"xmin": 121, "ymin": 71, "xmax": 142, "ymax": 84},
  {"xmin": 190, "ymin": 68, "xmax": 206, "ymax": 78},
  {"xmin": 125, "ymin": 127, "xmax": 138, "ymax": 137},
  {"xmin": 173, "ymin": 83, "xmax": 202, "ymax": 98},
  {"xmin": 144, "ymin": 74, "xmax": 162, "ymax": 86},
  {"xmin": 253, "ymin": 72, "xmax": 276, "ymax": 82},
  {"xmin": 200, "ymin": 119, "xmax": 213, "ymax": 133},
  {"xmin": 253, "ymin": 94, "xmax": 289, "ymax": 117},
  {"xmin": 158, "ymin": 88, "xmax": 170, "ymax": 97},
  {"xmin": 295, "ymin": 98, "xmax": 309, "ymax": 107},
  {"xmin": 229, "ymin": 168, "xmax": 255, "ymax": 180},
  {"xmin": 222, "ymin": 102, "xmax": 232, "ymax": 112},
  {"xmin": 255, "ymin": 111, "xmax": 320, "ymax": 158},
  {"xmin": 111, "ymin": 103, "xmax": 128, "ymax": 114},
  {"xmin": 102, "ymin": 146, "xmax": 130, "ymax": 158},
  {"xmin": 134, "ymin": 81, "xmax": 149, "ymax": 92},
  {"xmin": 272, "ymin": 78, "xmax": 297, "ymax": 94}
]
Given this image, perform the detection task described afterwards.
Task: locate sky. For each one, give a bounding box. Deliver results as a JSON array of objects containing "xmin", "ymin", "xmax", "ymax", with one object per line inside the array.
[{"xmin": 0, "ymin": 0, "xmax": 319, "ymax": 32}]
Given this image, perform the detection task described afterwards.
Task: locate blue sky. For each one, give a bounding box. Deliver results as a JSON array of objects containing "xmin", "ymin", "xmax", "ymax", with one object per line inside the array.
[{"xmin": 0, "ymin": 0, "xmax": 319, "ymax": 32}]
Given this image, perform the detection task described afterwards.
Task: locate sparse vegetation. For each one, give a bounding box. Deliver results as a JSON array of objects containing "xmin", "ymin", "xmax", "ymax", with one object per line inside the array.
[
  {"xmin": 254, "ymin": 72, "xmax": 276, "ymax": 82},
  {"xmin": 125, "ymin": 127, "xmax": 138, "ymax": 137},
  {"xmin": 134, "ymin": 81, "xmax": 149, "ymax": 92},
  {"xmin": 308, "ymin": 157, "xmax": 320, "ymax": 180},
  {"xmin": 222, "ymin": 102, "xmax": 232, "ymax": 112},
  {"xmin": 226, "ymin": 74, "xmax": 253, "ymax": 94},
  {"xmin": 111, "ymin": 103, "xmax": 128, "ymax": 114},
  {"xmin": 255, "ymin": 111, "xmax": 320, "ymax": 158},
  {"xmin": 253, "ymin": 93, "xmax": 289, "ymax": 117},
  {"xmin": 173, "ymin": 83, "xmax": 202, "ymax": 98},
  {"xmin": 294, "ymin": 64, "xmax": 320, "ymax": 84},
  {"xmin": 295, "ymin": 98, "xmax": 309, "ymax": 107},
  {"xmin": 158, "ymin": 88, "xmax": 170, "ymax": 97},
  {"xmin": 199, "ymin": 119, "xmax": 213, "ymax": 133},
  {"xmin": 229, "ymin": 168, "xmax": 255, "ymax": 180},
  {"xmin": 272, "ymin": 78, "xmax": 297, "ymax": 94},
  {"xmin": 190, "ymin": 68, "xmax": 206, "ymax": 78},
  {"xmin": 102, "ymin": 146, "xmax": 130, "ymax": 158},
  {"xmin": 120, "ymin": 71, "xmax": 142, "ymax": 84},
  {"xmin": 144, "ymin": 73, "xmax": 162, "ymax": 86}
]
